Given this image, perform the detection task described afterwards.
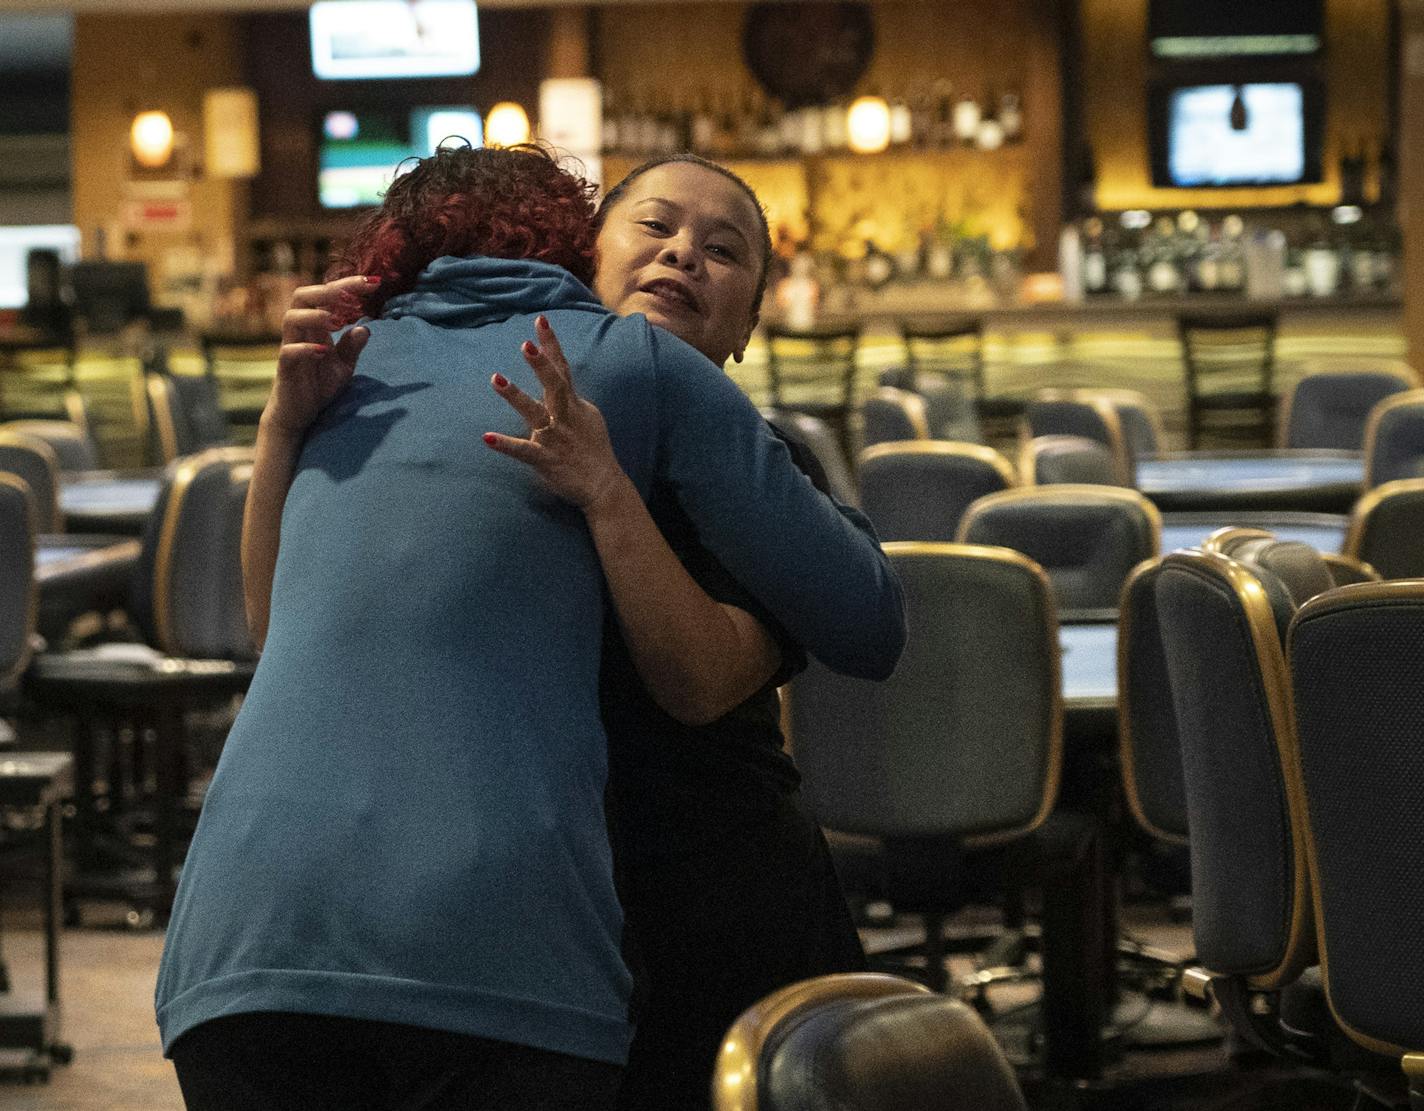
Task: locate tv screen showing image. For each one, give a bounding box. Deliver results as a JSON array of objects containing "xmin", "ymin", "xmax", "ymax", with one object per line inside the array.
[
  {"xmin": 0, "ymin": 224, "xmax": 80, "ymax": 310},
  {"xmin": 310, "ymin": 0, "xmax": 480, "ymax": 80},
  {"xmin": 318, "ymin": 107, "xmax": 482, "ymax": 209},
  {"xmin": 1153, "ymin": 81, "xmax": 1322, "ymax": 188}
]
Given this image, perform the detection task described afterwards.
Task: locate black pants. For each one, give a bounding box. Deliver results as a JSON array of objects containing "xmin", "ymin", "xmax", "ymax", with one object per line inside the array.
[
  {"xmin": 170, "ymin": 1012, "xmax": 622, "ymax": 1111},
  {"xmin": 614, "ymin": 795, "xmax": 866, "ymax": 1111}
]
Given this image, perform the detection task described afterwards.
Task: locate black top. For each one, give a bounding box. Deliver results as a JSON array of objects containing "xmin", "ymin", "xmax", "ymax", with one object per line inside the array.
[{"xmin": 602, "ymin": 432, "xmax": 829, "ymax": 863}]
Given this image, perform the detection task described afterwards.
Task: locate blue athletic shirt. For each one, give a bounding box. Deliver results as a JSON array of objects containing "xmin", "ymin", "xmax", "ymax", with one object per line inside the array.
[{"xmin": 155, "ymin": 256, "xmax": 906, "ymax": 1065}]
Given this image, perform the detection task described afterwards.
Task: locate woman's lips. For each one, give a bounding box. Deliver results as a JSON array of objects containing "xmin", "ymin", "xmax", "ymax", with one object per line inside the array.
[{"xmin": 639, "ymin": 279, "xmax": 702, "ymax": 315}]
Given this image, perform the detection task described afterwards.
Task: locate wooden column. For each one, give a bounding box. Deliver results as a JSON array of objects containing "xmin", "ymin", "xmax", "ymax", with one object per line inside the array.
[
  {"xmin": 545, "ymin": 6, "xmax": 592, "ymax": 80},
  {"xmin": 1401, "ymin": 0, "xmax": 1424, "ymax": 371}
]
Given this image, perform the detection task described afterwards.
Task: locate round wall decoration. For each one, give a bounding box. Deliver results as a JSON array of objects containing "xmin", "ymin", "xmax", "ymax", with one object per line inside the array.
[{"xmin": 742, "ymin": 2, "xmax": 876, "ymax": 109}]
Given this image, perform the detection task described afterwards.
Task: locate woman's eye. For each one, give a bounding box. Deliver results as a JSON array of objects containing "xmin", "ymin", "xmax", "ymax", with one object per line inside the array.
[
  {"xmin": 638, "ymin": 219, "xmax": 669, "ymax": 234},
  {"xmin": 706, "ymin": 243, "xmax": 735, "ymax": 260}
]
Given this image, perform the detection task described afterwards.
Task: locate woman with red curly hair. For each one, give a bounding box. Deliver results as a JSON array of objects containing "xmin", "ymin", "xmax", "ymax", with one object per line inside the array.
[{"xmin": 154, "ymin": 143, "xmax": 903, "ymax": 1110}]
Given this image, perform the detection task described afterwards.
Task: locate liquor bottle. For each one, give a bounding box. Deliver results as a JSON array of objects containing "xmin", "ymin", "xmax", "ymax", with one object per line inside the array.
[
  {"xmin": 888, "ymin": 90, "xmax": 913, "ymax": 148},
  {"xmin": 909, "ymin": 82, "xmax": 935, "ymax": 150},
  {"xmin": 1218, "ymin": 214, "xmax": 1247, "ymax": 293},
  {"xmin": 998, "ymin": 91, "xmax": 1023, "ymax": 141},
  {"xmin": 822, "ymin": 98, "xmax": 848, "ymax": 152},
  {"xmin": 931, "ymin": 80, "xmax": 955, "ymax": 149},
  {"xmin": 755, "ymin": 94, "xmax": 782, "ymax": 156},
  {"xmin": 863, "ymin": 240, "xmax": 895, "ymax": 290},
  {"xmin": 797, "ymin": 105, "xmax": 824, "ymax": 156},
  {"xmin": 952, "ymin": 92, "xmax": 981, "ymax": 146},
  {"xmin": 690, "ymin": 94, "xmax": 716, "ymax": 156},
  {"xmin": 1081, "ymin": 217, "xmax": 1108, "ymax": 295}
]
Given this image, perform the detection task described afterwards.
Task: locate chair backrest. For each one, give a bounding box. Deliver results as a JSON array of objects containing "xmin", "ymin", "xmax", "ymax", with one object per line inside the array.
[
  {"xmin": 715, "ymin": 973, "xmax": 1027, "ymax": 1111},
  {"xmin": 1178, "ymin": 313, "xmax": 1278, "ymax": 397},
  {"xmin": 1288, "ymin": 583, "xmax": 1424, "ymax": 1057},
  {"xmin": 1204, "ymin": 528, "xmax": 1336, "ymax": 620},
  {"xmin": 760, "ymin": 408, "xmax": 857, "ymax": 507},
  {"xmin": 1117, "ymin": 557, "xmax": 1188, "ymax": 844},
  {"xmin": 1154, "ymin": 549, "xmax": 1314, "ymax": 989},
  {"xmin": 1280, "ymin": 370, "xmax": 1416, "ymax": 451},
  {"xmin": 857, "ymin": 442, "xmax": 1015, "ymax": 542},
  {"xmin": 1363, "ymin": 390, "xmax": 1424, "ymax": 488},
  {"xmin": 1344, "ymin": 478, "xmax": 1424, "ymax": 580},
  {"xmin": 0, "ymin": 474, "xmax": 36, "ymax": 683},
  {"xmin": 1024, "ymin": 393, "xmax": 1134, "ymax": 484},
  {"xmin": 764, "ymin": 325, "xmax": 861, "ymax": 412},
  {"xmin": 859, "ymin": 387, "xmax": 930, "ymax": 449},
  {"xmin": 878, "ymin": 367, "xmax": 980, "ymax": 443},
  {"xmin": 1092, "ymin": 388, "xmax": 1164, "ymax": 459},
  {"xmin": 146, "ymin": 373, "xmax": 232, "ymax": 465},
  {"xmin": 1022, "ymin": 435, "xmax": 1121, "ymax": 487},
  {"xmin": 0, "ymin": 418, "xmax": 98, "ymax": 472},
  {"xmin": 0, "ymin": 430, "xmax": 61, "ymax": 533},
  {"xmin": 131, "ymin": 447, "xmax": 256, "ymax": 660},
  {"xmin": 789, "ymin": 543, "xmax": 1061, "ymax": 843},
  {"xmin": 899, "ymin": 318, "xmax": 986, "ymax": 397},
  {"xmin": 1319, "ymin": 552, "xmax": 1381, "ymax": 587},
  {"xmin": 956, "ymin": 486, "xmax": 1160, "ymax": 615}
]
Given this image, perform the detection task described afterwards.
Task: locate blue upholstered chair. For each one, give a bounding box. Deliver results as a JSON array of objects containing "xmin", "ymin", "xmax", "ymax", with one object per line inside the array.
[
  {"xmin": 0, "ymin": 474, "xmax": 36, "ymax": 689},
  {"xmin": 1280, "ymin": 368, "xmax": 1415, "ymax": 451},
  {"xmin": 1024, "ymin": 392, "xmax": 1135, "ymax": 485},
  {"xmin": 788, "ymin": 543, "xmax": 1107, "ymax": 1081},
  {"xmin": 1289, "ymin": 582, "xmax": 1424, "ymax": 1108},
  {"xmin": 714, "ymin": 973, "xmax": 1027, "ymax": 1111},
  {"xmin": 0, "ymin": 420, "xmax": 99, "ymax": 472},
  {"xmin": 1344, "ymin": 478, "xmax": 1424, "ymax": 581},
  {"xmin": 856, "ymin": 442, "xmax": 1015, "ymax": 542},
  {"xmin": 1363, "ymin": 390, "xmax": 1424, "ymax": 489},
  {"xmin": 1021, "ymin": 434, "xmax": 1122, "ymax": 487},
  {"xmin": 0, "ymin": 430, "xmax": 62, "ymax": 533},
  {"xmin": 145, "ymin": 374, "xmax": 231, "ymax": 466},
  {"xmin": 957, "ymin": 485, "xmax": 1160, "ymax": 617},
  {"xmin": 858, "ymin": 387, "xmax": 929, "ymax": 450}
]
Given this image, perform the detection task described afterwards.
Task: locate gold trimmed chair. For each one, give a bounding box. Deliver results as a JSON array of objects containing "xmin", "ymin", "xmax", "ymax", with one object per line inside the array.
[
  {"xmin": 1288, "ymin": 582, "xmax": 1424, "ymax": 1109},
  {"xmin": 145, "ymin": 373, "xmax": 232, "ymax": 466},
  {"xmin": 0, "ymin": 420, "xmax": 99, "ymax": 473},
  {"xmin": 72, "ymin": 357, "xmax": 149, "ymax": 470},
  {"xmin": 0, "ymin": 474, "xmax": 37, "ymax": 692},
  {"xmin": 1343, "ymin": 478, "xmax": 1424, "ymax": 581},
  {"xmin": 763, "ymin": 323, "xmax": 861, "ymax": 461},
  {"xmin": 1319, "ymin": 552, "xmax": 1382, "ymax": 588},
  {"xmin": 787, "ymin": 543, "xmax": 1108, "ymax": 1081},
  {"xmin": 0, "ymin": 430, "xmax": 63, "ymax": 534},
  {"xmin": 1279, "ymin": 367, "xmax": 1416, "ymax": 451},
  {"xmin": 1177, "ymin": 312, "xmax": 1279, "ymax": 450},
  {"xmin": 856, "ymin": 441, "xmax": 1015, "ymax": 543},
  {"xmin": 957, "ymin": 485, "xmax": 1161, "ymax": 617},
  {"xmin": 1020, "ymin": 434, "xmax": 1122, "ymax": 487},
  {"xmin": 858, "ymin": 387, "xmax": 930, "ymax": 451},
  {"xmin": 1023, "ymin": 391, "xmax": 1136, "ymax": 486},
  {"xmin": 713, "ymin": 972, "xmax": 1027, "ymax": 1111},
  {"xmin": 24, "ymin": 446, "xmax": 258, "ymax": 927},
  {"xmin": 1362, "ymin": 390, "xmax": 1424, "ymax": 489}
]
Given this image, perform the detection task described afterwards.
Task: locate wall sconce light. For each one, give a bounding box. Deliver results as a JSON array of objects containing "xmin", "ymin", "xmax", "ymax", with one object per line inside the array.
[
  {"xmin": 131, "ymin": 110, "xmax": 175, "ymax": 169},
  {"xmin": 484, "ymin": 102, "xmax": 531, "ymax": 148},
  {"xmin": 204, "ymin": 87, "xmax": 261, "ymax": 179},
  {"xmin": 846, "ymin": 96, "xmax": 891, "ymax": 154}
]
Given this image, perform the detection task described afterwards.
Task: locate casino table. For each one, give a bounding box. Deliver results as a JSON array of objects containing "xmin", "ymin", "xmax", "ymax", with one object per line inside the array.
[
  {"xmin": 1060, "ymin": 622, "xmax": 1117, "ymax": 709},
  {"xmin": 1159, "ymin": 511, "xmax": 1347, "ymax": 555},
  {"xmin": 60, "ymin": 470, "xmax": 163, "ymax": 536},
  {"xmin": 1135, "ymin": 450, "xmax": 1364, "ymax": 513},
  {"xmin": 35, "ymin": 535, "xmax": 141, "ymax": 640}
]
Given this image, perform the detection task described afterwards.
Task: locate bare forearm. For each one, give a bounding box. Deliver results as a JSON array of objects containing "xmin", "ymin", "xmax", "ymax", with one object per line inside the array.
[
  {"xmin": 241, "ymin": 415, "xmax": 304, "ymax": 650},
  {"xmin": 584, "ymin": 475, "xmax": 779, "ymax": 725}
]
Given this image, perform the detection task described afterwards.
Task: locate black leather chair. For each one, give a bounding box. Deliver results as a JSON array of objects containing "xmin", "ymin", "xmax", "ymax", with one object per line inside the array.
[
  {"xmin": 857, "ymin": 442, "xmax": 1015, "ymax": 543},
  {"xmin": 23, "ymin": 447, "xmax": 258, "ymax": 926},
  {"xmin": 1177, "ymin": 313, "xmax": 1279, "ymax": 449},
  {"xmin": 1280, "ymin": 369, "xmax": 1416, "ymax": 451},
  {"xmin": 763, "ymin": 324, "xmax": 861, "ymax": 461},
  {"xmin": 957, "ymin": 486, "xmax": 1160, "ymax": 617},
  {"xmin": 1021, "ymin": 435, "xmax": 1122, "ymax": 487},
  {"xmin": 1363, "ymin": 391, "xmax": 1424, "ymax": 489},
  {"xmin": 1289, "ymin": 582, "xmax": 1424, "ymax": 1109},
  {"xmin": 760, "ymin": 408, "xmax": 857, "ymax": 507},
  {"xmin": 1024, "ymin": 392, "xmax": 1135, "ymax": 485},
  {"xmin": 0, "ymin": 420, "xmax": 99, "ymax": 472},
  {"xmin": 1343, "ymin": 478, "xmax": 1424, "ymax": 580},
  {"xmin": 0, "ymin": 430, "xmax": 63, "ymax": 533},
  {"xmin": 858, "ymin": 387, "xmax": 930, "ymax": 450},
  {"xmin": 899, "ymin": 317, "xmax": 1019, "ymax": 439},
  {"xmin": 714, "ymin": 973, "xmax": 1027, "ymax": 1111},
  {"xmin": 788, "ymin": 543, "xmax": 1107, "ymax": 1081}
]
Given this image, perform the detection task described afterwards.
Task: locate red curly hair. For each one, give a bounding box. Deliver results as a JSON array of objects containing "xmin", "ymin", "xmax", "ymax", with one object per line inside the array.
[{"xmin": 328, "ymin": 143, "xmax": 599, "ymax": 316}]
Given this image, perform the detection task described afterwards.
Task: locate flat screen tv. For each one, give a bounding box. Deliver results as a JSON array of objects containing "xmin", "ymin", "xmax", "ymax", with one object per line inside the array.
[
  {"xmin": 310, "ymin": 0, "xmax": 480, "ymax": 80},
  {"xmin": 318, "ymin": 107, "xmax": 483, "ymax": 209},
  {"xmin": 1150, "ymin": 81, "xmax": 1323, "ymax": 188},
  {"xmin": 0, "ymin": 224, "xmax": 80, "ymax": 310}
]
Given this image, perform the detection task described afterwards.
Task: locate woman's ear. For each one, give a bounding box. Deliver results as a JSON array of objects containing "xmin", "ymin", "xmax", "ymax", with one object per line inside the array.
[{"xmin": 732, "ymin": 311, "xmax": 759, "ymax": 364}]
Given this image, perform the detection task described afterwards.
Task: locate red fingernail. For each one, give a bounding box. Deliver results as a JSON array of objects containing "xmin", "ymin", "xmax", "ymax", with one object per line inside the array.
[
  {"xmin": 492, "ymin": 373, "xmax": 508, "ymax": 388},
  {"xmin": 482, "ymin": 432, "xmax": 498, "ymax": 445},
  {"xmin": 522, "ymin": 341, "xmax": 536, "ymax": 355},
  {"xmin": 536, "ymin": 315, "xmax": 548, "ymax": 329},
  {"xmin": 365, "ymin": 275, "xmax": 382, "ymax": 285}
]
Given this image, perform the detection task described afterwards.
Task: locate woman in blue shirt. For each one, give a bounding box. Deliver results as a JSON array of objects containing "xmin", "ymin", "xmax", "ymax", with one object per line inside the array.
[{"xmin": 158, "ymin": 145, "xmax": 902, "ymax": 1110}]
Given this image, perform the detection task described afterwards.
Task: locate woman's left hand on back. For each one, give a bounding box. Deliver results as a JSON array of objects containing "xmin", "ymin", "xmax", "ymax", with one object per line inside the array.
[{"xmin": 484, "ymin": 315, "xmax": 630, "ymax": 511}]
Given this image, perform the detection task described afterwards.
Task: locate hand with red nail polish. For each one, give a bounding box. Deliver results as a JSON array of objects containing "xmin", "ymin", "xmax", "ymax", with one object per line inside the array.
[{"xmin": 264, "ymin": 274, "xmax": 375, "ymax": 438}]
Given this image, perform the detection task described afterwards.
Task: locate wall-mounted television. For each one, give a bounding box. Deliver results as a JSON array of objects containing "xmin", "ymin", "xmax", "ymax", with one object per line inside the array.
[
  {"xmin": 318, "ymin": 107, "xmax": 483, "ymax": 209},
  {"xmin": 0, "ymin": 224, "xmax": 79, "ymax": 310},
  {"xmin": 1150, "ymin": 80, "xmax": 1324, "ymax": 188},
  {"xmin": 310, "ymin": 0, "xmax": 480, "ymax": 80}
]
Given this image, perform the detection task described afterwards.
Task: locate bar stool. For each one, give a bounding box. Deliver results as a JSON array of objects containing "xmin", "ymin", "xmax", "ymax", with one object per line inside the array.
[
  {"xmin": 900, "ymin": 317, "xmax": 1020, "ymax": 440},
  {"xmin": 0, "ymin": 335, "xmax": 81, "ymax": 427},
  {"xmin": 201, "ymin": 330, "xmax": 281, "ymax": 445},
  {"xmin": 1177, "ymin": 313, "xmax": 1279, "ymax": 449},
  {"xmin": 764, "ymin": 323, "xmax": 861, "ymax": 462}
]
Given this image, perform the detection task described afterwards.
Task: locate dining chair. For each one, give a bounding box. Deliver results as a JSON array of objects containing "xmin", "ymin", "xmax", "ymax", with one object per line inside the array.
[
  {"xmin": 1024, "ymin": 392, "xmax": 1135, "ymax": 485},
  {"xmin": 1021, "ymin": 434, "xmax": 1122, "ymax": 487},
  {"xmin": 72, "ymin": 356, "xmax": 149, "ymax": 469},
  {"xmin": 787, "ymin": 542, "xmax": 1107, "ymax": 1081},
  {"xmin": 0, "ymin": 430, "xmax": 63, "ymax": 533},
  {"xmin": 145, "ymin": 373, "xmax": 232, "ymax": 466},
  {"xmin": 899, "ymin": 317, "xmax": 1019, "ymax": 439},
  {"xmin": 858, "ymin": 387, "xmax": 930, "ymax": 450},
  {"xmin": 957, "ymin": 486, "xmax": 1160, "ymax": 617},
  {"xmin": 201, "ymin": 331, "xmax": 281, "ymax": 445},
  {"xmin": 857, "ymin": 442, "xmax": 1015, "ymax": 542},
  {"xmin": 763, "ymin": 324, "xmax": 861, "ymax": 461},
  {"xmin": 1362, "ymin": 390, "xmax": 1424, "ymax": 488},
  {"xmin": 0, "ymin": 474, "xmax": 36, "ymax": 688},
  {"xmin": 0, "ymin": 420, "xmax": 100, "ymax": 472},
  {"xmin": 1177, "ymin": 313, "xmax": 1279, "ymax": 449},
  {"xmin": 1279, "ymin": 368, "xmax": 1416, "ymax": 451},
  {"xmin": 1343, "ymin": 478, "xmax": 1424, "ymax": 580},
  {"xmin": 713, "ymin": 972, "xmax": 1027, "ymax": 1111}
]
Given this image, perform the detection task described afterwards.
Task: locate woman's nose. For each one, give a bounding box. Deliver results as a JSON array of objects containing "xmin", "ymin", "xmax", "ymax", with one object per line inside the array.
[{"xmin": 658, "ymin": 237, "xmax": 701, "ymax": 271}]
